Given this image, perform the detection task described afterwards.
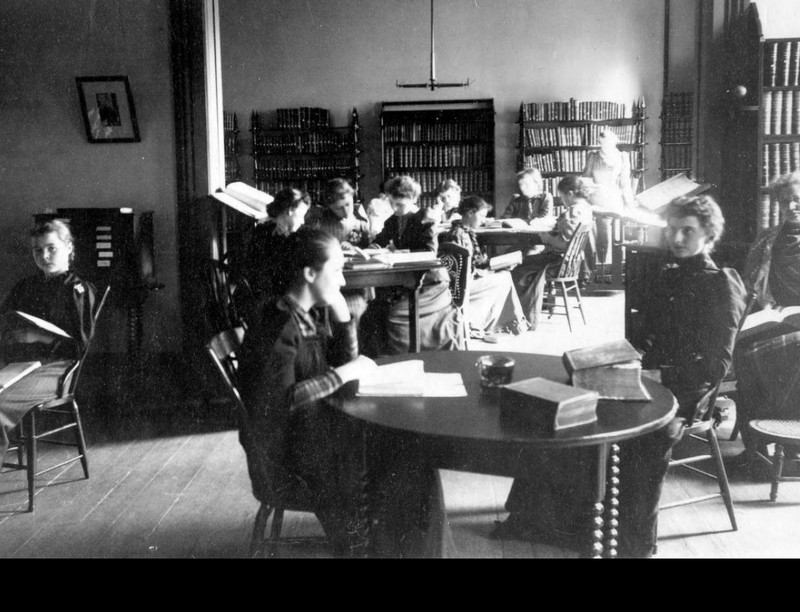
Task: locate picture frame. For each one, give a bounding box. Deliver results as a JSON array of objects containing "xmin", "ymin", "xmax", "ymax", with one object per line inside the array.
[{"xmin": 76, "ymin": 76, "xmax": 141, "ymax": 143}]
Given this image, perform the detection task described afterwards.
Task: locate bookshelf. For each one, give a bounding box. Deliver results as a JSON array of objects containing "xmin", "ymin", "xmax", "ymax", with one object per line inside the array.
[
  {"xmin": 380, "ymin": 99, "xmax": 495, "ymax": 209},
  {"xmin": 517, "ymin": 98, "xmax": 647, "ymax": 199},
  {"xmin": 660, "ymin": 92, "xmax": 694, "ymax": 181},
  {"xmin": 223, "ymin": 111, "xmax": 241, "ymax": 184},
  {"xmin": 250, "ymin": 107, "xmax": 362, "ymax": 204}
]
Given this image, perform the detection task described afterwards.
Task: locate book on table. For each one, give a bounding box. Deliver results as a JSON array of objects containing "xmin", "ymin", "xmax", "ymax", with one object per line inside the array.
[
  {"xmin": 738, "ymin": 306, "xmax": 800, "ymax": 341},
  {"xmin": 501, "ymin": 377, "xmax": 599, "ymax": 432},
  {"xmin": 211, "ymin": 181, "xmax": 273, "ymax": 220},
  {"xmin": 0, "ymin": 361, "xmax": 42, "ymax": 392},
  {"xmin": 356, "ymin": 360, "xmax": 425, "ymax": 396},
  {"xmin": 562, "ymin": 339, "xmax": 652, "ymax": 401}
]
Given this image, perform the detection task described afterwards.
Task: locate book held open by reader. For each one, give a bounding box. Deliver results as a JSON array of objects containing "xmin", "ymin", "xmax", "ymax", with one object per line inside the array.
[{"xmin": 211, "ymin": 182, "xmax": 273, "ymax": 220}]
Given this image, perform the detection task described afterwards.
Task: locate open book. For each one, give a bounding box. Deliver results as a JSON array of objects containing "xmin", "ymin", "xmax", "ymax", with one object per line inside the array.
[
  {"xmin": 739, "ymin": 306, "xmax": 800, "ymax": 341},
  {"xmin": 211, "ymin": 182, "xmax": 273, "ymax": 220},
  {"xmin": 357, "ymin": 360, "xmax": 425, "ymax": 396},
  {"xmin": 489, "ymin": 250, "xmax": 522, "ymax": 271},
  {"xmin": 0, "ymin": 361, "xmax": 42, "ymax": 392},
  {"xmin": 634, "ymin": 173, "xmax": 709, "ymax": 214}
]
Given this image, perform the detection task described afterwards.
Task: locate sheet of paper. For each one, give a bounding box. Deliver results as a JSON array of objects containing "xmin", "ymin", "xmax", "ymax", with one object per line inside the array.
[
  {"xmin": 357, "ymin": 360, "xmax": 425, "ymax": 396},
  {"xmin": 422, "ymin": 373, "xmax": 467, "ymax": 397}
]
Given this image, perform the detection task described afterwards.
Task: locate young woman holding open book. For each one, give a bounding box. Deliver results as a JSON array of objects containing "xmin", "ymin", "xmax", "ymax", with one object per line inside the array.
[
  {"xmin": 495, "ymin": 195, "xmax": 746, "ymax": 557},
  {"xmin": 0, "ymin": 220, "xmax": 96, "ymax": 465},
  {"xmin": 439, "ymin": 195, "xmax": 529, "ymax": 339},
  {"xmin": 734, "ymin": 171, "xmax": 800, "ymax": 459},
  {"xmin": 237, "ymin": 227, "xmax": 455, "ymax": 557},
  {"xmin": 358, "ymin": 175, "xmax": 463, "ymax": 356}
]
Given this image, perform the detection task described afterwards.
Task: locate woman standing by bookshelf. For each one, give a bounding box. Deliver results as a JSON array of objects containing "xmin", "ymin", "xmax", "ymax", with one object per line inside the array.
[
  {"xmin": 359, "ymin": 175, "xmax": 463, "ymax": 355},
  {"xmin": 0, "ymin": 220, "xmax": 97, "ymax": 465}
]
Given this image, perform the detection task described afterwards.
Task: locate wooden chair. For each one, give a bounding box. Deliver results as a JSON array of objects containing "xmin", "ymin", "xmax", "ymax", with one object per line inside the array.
[
  {"xmin": 438, "ymin": 242, "xmax": 472, "ymax": 349},
  {"xmin": 747, "ymin": 419, "xmax": 800, "ymax": 502},
  {"xmin": 203, "ymin": 258, "xmax": 245, "ymax": 334},
  {"xmin": 205, "ymin": 328, "xmax": 323, "ymax": 558},
  {"xmin": 4, "ymin": 285, "xmax": 110, "ymax": 512},
  {"xmin": 543, "ymin": 225, "xmax": 590, "ymax": 332}
]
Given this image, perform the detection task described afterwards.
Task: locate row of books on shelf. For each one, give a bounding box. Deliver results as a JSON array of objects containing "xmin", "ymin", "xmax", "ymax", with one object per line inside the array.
[
  {"xmin": 273, "ymin": 107, "xmax": 331, "ymax": 130},
  {"xmin": 759, "ymin": 193, "xmax": 783, "ymax": 230},
  {"xmin": 253, "ymin": 130, "xmax": 353, "ymax": 155},
  {"xmin": 383, "ymin": 122, "xmax": 492, "ymax": 143},
  {"xmin": 255, "ymin": 179, "xmax": 340, "ymax": 205},
  {"xmin": 224, "ymin": 132, "xmax": 238, "ymax": 156},
  {"xmin": 662, "ymin": 92, "xmax": 693, "ymax": 116},
  {"xmin": 661, "ymin": 144, "xmax": 692, "ymax": 170},
  {"xmin": 384, "ymin": 143, "xmax": 490, "ymax": 169},
  {"xmin": 386, "ymin": 169, "xmax": 491, "ymax": 195},
  {"xmin": 663, "ymin": 168, "xmax": 690, "ymax": 179},
  {"xmin": 762, "ymin": 91, "xmax": 800, "ymax": 136},
  {"xmin": 763, "ymin": 40, "xmax": 800, "ymax": 87},
  {"xmin": 761, "ymin": 143, "xmax": 800, "ymax": 187},
  {"xmin": 224, "ymin": 158, "xmax": 240, "ymax": 182},
  {"xmin": 523, "ymin": 124, "xmax": 641, "ymax": 148},
  {"xmin": 223, "ymin": 111, "xmax": 239, "ymax": 132},
  {"xmin": 661, "ymin": 117, "xmax": 693, "ymax": 142},
  {"xmin": 522, "ymin": 150, "xmax": 642, "ymax": 174},
  {"xmin": 254, "ymin": 158, "xmax": 356, "ymax": 180},
  {"xmin": 520, "ymin": 98, "xmax": 644, "ymax": 123}
]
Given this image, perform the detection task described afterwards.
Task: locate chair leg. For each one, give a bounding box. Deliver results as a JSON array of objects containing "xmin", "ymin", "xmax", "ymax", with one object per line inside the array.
[
  {"xmin": 771, "ymin": 444, "xmax": 785, "ymax": 502},
  {"xmin": 24, "ymin": 412, "xmax": 36, "ymax": 512},
  {"xmin": 729, "ymin": 417, "xmax": 740, "ymax": 442},
  {"xmin": 268, "ymin": 507, "xmax": 285, "ymax": 558},
  {"xmin": 250, "ymin": 503, "xmax": 272, "ymax": 558},
  {"xmin": 71, "ymin": 400, "xmax": 90, "ymax": 479},
  {"xmin": 558, "ymin": 281, "xmax": 574, "ymax": 332},
  {"xmin": 573, "ymin": 282, "xmax": 587, "ymax": 324},
  {"xmin": 708, "ymin": 427, "xmax": 737, "ymax": 531}
]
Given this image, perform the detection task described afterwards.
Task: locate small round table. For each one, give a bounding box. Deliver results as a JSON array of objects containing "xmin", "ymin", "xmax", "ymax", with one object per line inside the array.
[
  {"xmin": 748, "ymin": 419, "xmax": 800, "ymax": 501},
  {"xmin": 341, "ymin": 350, "xmax": 678, "ymax": 557}
]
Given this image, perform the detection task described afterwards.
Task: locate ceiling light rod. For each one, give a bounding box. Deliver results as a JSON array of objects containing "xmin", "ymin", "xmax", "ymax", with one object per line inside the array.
[{"xmin": 396, "ymin": 0, "xmax": 471, "ymax": 90}]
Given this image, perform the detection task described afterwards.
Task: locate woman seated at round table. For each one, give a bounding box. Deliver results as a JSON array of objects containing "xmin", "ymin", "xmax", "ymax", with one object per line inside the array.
[
  {"xmin": 0, "ymin": 220, "xmax": 97, "ymax": 465},
  {"xmin": 237, "ymin": 227, "xmax": 455, "ymax": 557},
  {"xmin": 735, "ymin": 171, "xmax": 800, "ymax": 459},
  {"xmin": 495, "ymin": 195, "xmax": 746, "ymax": 557},
  {"xmin": 510, "ymin": 175, "xmax": 593, "ymax": 329},
  {"xmin": 439, "ymin": 195, "xmax": 529, "ymax": 338},
  {"xmin": 359, "ymin": 175, "xmax": 464, "ymax": 356}
]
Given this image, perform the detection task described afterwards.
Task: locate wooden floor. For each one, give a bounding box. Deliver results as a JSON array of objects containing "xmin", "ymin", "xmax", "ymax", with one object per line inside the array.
[{"xmin": 2, "ymin": 290, "xmax": 799, "ymax": 558}]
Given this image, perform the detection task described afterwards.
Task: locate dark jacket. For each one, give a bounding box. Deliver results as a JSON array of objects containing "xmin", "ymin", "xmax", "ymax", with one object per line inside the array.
[
  {"xmin": 639, "ymin": 252, "xmax": 746, "ymax": 421},
  {"xmin": 372, "ymin": 209, "xmax": 437, "ymax": 252}
]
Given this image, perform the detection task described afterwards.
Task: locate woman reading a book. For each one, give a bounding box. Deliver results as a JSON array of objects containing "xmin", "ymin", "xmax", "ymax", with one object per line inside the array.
[
  {"xmin": 359, "ymin": 175, "xmax": 463, "ymax": 355},
  {"xmin": 0, "ymin": 220, "xmax": 96, "ymax": 465},
  {"xmin": 510, "ymin": 176, "xmax": 593, "ymax": 329},
  {"xmin": 433, "ymin": 179, "xmax": 462, "ymax": 223},
  {"xmin": 495, "ymin": 195, "xmax": 746, "ymax": 557},
  {"xmin": 735, "ymin": 171, "xmax": 800, "ymax": 458},
  {"xmin": 502, "ymin": 168, "xmax": 554, "ymax": 223},
  {"xmin": 238, "ymin": 227, "xmax": 455, "ymax": 557},
  {"xmin": 439, "ymin": 195, "xmax": 529, "ymax": 339}
]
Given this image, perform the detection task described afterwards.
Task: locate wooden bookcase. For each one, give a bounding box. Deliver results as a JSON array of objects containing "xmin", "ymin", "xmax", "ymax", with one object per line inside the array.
[
  {"xmin": 380, "ymin": 99, "xmax": 495, "ymax": 208},
  {"xmin": 517, "ymin": 98, "xmax": 647, "ymax": 200},
  {"xmin": 223, "ymin": 111, "xmax": 241, "ymax": 184},
  {"xmin": 660, "ymin": 92, "xmax": 694, "ymax": 181},
  {"xmin": 723, "ymin": 4, "xmax": 800, "ymax": 242},
  {"xmin": 250, "ymin": 107, "xmax": 362, "ymax": 204}
]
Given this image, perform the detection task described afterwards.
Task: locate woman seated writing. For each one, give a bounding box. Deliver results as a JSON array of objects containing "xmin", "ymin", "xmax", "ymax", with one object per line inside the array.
[
  {"xmin": 237, "ymin": 227, "xmax": 454, "ymax": 557},
  {"xmin": 0, "ymin": 220, "xmax": 97, "ymax": 464},
  {"xmin": 510, "ymin": 176, "xmax": 593, "ymax": 329},
  {"xmin": 496, "ymin": 195, "xmax": 746, "ymax": 557},
  {"xmin": 439, "ymin": 195, "xmax": 529, "ymax": 338},
  {"xmin": 735, "ymin": 171, "xmax": 800, "ymax": 459},
  {"xmin": 359, "ymin": 175, "xmax": 464, "ymax": 356}
]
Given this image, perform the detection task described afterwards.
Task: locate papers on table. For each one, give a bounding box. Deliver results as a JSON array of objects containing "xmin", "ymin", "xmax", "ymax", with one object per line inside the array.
[{"xmin": 356, "ymin": 360, "xmax": 467, "ymax": 398}]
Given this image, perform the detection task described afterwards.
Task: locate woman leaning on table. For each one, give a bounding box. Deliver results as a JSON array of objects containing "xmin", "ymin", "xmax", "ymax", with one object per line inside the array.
[
  {"xmin": 734, "ymin": 171, "xmax": 800, "ymax": 460},
  {"xmin": 237, "ymin": 227, "xmax": 455, "ymax": 557},
  {"xmin": 0, "ymin": 220, "xmax": 96, "ymax": 465},
  {"xmin": 495, "ymin": 195, "xmax": 746, "ymax": 558}
]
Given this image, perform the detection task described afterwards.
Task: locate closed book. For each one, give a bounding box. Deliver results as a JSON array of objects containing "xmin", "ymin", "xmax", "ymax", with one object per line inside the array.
[
  {"xmin": 563, "ymin": 339, "xmax": 652, "ymax": 402},
  {"xmin": 501, "ymin": 377, "xmax": 599, "ymax": 432}
]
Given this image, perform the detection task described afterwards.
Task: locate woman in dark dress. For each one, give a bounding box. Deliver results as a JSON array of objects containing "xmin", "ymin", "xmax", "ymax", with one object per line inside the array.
[
  {"xmin": 237, "ymin": 227, "xmax": 455, "ymax": 557},
  {"xmin": 0, "ymin": 220, "xmax": 97, "ymax": 463},
  {"xmin": 496, "ymin": 195, "xmax": 746, "ymax": 557},
  {"xmin": 360, "ymin": 175, "xmax": 464, "ymax": 356}
]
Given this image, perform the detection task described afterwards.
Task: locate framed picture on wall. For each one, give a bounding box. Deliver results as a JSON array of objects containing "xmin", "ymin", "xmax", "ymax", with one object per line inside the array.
[{"xmin": 76, "ymin": 76, "xmax": 140, "ymax": 143}]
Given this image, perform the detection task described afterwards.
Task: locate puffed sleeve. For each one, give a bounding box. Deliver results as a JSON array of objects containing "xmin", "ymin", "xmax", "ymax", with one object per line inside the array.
[{"xmin": 501, "ymin": 196, "xmax": 518, "ymax": 219}]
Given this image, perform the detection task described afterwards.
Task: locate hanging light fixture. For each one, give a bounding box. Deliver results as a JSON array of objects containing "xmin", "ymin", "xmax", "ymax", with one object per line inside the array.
[{"xmin": 396, "ymin": 0, "xmax": 471, "ymax": 90}]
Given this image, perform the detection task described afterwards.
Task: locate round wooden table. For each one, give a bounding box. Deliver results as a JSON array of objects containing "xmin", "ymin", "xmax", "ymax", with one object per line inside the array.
[{"xmin": 341, "ymin": 350, "xmax": 678, "ymax": 558}]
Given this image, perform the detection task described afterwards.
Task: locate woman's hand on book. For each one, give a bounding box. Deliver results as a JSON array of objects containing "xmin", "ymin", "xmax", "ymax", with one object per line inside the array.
[{"xmin": 335, "ymin": 355, "xmax": 379, "ymax": 384}]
